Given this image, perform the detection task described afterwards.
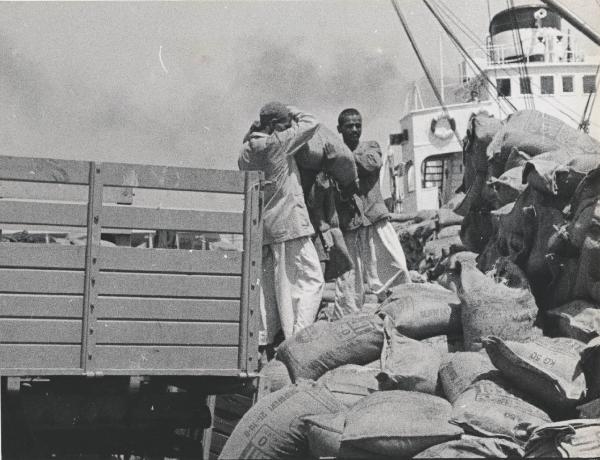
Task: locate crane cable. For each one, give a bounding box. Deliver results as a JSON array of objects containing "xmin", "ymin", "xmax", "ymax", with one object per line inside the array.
[
  {"xmin": 434, "ymin": 0, "xmax": 591, "ymax": 126},
  {"xmin": 389, "ymin": 0, "xmax": 463, "ymax": 146},
  {"xmin": 422, "ymin": 0, "xmax": 518, "ymax": 113}
]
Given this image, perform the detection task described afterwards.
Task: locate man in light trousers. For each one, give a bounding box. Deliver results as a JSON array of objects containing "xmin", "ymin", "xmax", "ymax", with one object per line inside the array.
[
  {"xmin": 239, "ymin": 102, "xmax": 324, "ymax": 355},
  {"xmin": 334, "ymin": 108, "xmax": 410, "ymax": 318}
]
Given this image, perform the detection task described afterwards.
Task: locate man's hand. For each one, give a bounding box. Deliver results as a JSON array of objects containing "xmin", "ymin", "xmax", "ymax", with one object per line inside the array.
[
  {"xmin": 242, "ymin": 120, "xmax": 262, "ymax": 143},
  {"xmin": 323, "ymin": 141, "xmax": 336, "ymax": 160},
  {"xmin": 320, "ymin": 228, "xmax": 334, "ymax": 252}
]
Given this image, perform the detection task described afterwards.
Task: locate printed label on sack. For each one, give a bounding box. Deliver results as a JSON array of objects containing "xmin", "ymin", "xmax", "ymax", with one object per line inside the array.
[
  {"xmin": 334, "ymin": 318, "xmax": 373, "ymax": 342},
  {"xmin": 240, "ymin": 425, "xmax": 281, "ymax": 459}
]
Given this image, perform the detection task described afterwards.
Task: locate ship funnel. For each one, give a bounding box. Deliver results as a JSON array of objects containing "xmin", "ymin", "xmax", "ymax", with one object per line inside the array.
[{"xmin": 489, "ymin": 5, "xmax": 563, "ymax": 63}]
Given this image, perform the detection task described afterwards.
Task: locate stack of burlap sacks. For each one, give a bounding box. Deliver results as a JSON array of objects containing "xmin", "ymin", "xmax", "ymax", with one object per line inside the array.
[
  {"xmin": 219, "ymin": 110, "xmax": 600, "ymax": 459},
  {"xmin": 390, "ymin": 203, "xmax": 465, "ymax": 275}
]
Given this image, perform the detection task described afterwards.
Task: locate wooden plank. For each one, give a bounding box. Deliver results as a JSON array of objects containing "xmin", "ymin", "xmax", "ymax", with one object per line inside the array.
[
  {"xmin": 0, "ymin": 243, "xmax": 86, "ymax": 269},
  {"xmin": 0, "ymin": 199, "xmax": 86, "ymax": 226},
  {"xmin": 99, "ymin": 247, "xmax": 242, "ymax": 274},
  {"xmin": 96, "ymin": 297, "xmax": 240, "ymax": 322},
  {"xmin": 95, "ymin": 321, "xmax": 240, "ymax": 346},
  {"xmin": 0, "ymin": 269, "xmax": 84, "ymax": 294},
  {"xmin": 0, "ymin": 294, "xmax": 83, "ymax": 318},
  {"xmin": 0, "ymin": 181, "xmax": 132, "ymax": 204},
  {"xmin": 0, "ymin": 318, "xmax": 81, "ymax": 343},
  {"xmin": 0, "ymin": 156, "xmax": 90, "ymax": 184},
  {"xmin": 102, "ymin": 206, "xmax": 243, "ymax": 233},
  {"xmin": 0, "ymin": 200, "xmax": 243, "ymax": 233},
  {"xmin": 210, "ymin": 432, "xmax": 229, "ymax": 455},
  {"xmin": 94, "ymin": 345, "xmax": 239, "ymax": 370},
  {"xmin": 100, "ymin": 162, "xmax": 246, "ymax": 194},
  {"xmin": 212, "ymin": 413, "xmax": 238, "ymax": 436},
  {"xmin": 0, "ymin": 344, "xmax": 81, "ymax": 370},
  {"xmin": 97, "ymin": 273, "xmax": 240, "ymax": 298},
  {"xmin": 203, "ymin": 395, "xmax": 217, "ymax": 460}
]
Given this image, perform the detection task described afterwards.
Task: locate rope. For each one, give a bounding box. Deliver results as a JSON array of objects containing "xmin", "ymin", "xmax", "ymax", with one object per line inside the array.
[
  {"xmin": 424, "ymin": 0, "xmax": 518, "ymax": 113},
  {"xmin": 390, "ymin": 0, "xmax": 464, "ymax": 145}
]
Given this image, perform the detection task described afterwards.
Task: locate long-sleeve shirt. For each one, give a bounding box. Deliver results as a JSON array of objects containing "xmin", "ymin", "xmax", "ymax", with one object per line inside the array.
[
  {"xmin": 336, "ymin": 140, "xmax": 390, "ymax": 231},
  {"xmin": 238, "ymin": 107, "xmax": 319, "ymax": 245}
]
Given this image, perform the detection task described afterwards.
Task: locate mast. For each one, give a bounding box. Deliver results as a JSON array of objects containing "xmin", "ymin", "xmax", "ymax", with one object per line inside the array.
[
  {"xmin": 539, "ymin": 0, "xmax": 600, "ymax": 46},
  {"xmin": 390, "ymin": 0, "xmax": 447, "ymax": 112}
]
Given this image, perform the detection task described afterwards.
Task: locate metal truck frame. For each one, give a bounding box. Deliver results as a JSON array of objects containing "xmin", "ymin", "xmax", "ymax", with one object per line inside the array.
[{"xmin": 0, "ymin": 155, "xmax": 263, "ymax": 458}]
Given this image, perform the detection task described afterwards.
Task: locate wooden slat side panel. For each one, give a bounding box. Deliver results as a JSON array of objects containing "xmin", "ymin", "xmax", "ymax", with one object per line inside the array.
[
  {"xmin": 0, "ymin": 269, "xmax": 84, "ymax": 294},
  {"xmin": 99, "ymin": 247, "xmax": 242, "ymax": 274},
  {"xmin": 0, "ymin": 181, "xmax": 131, "ymax": 204},
  {"xmin": 0, "ymin": 200, "xmax": 86, "ymax": 226},
  {"xmin": 100, "ymin": 163, "xmax": 245, "ymax": 194},
  {"xmin": 95, "ymin": 321, "xmax": 240, "ymax": 346},
  {"xmin": 0, "ymin": 344, "xmax": 81, "ymax": 370},
  {"xmin": 94, "ymin": 346, "xmax": 239, "ymax": 370},
  {"xmin": 97, "ymin": 273, "xmax": 240, "ymax": 298},
  {"xmin": 0, "ymin": 295, "xmax": 83, "ymax": 318},
  {"xmin": 96, "ymin": 298, "xmax": 240, "ymax": 322},
  {"xmin": 0, "ymin": 319, "xmax": 81, "ymax": 343},
  {"xmin": 102, "ymin": 206, "xmax": 243, "ymax": 233},
  {"xmin": 0, "ymin": 156, "xmax": 90, "ymax": 184},
  {"xmin": 0, "ymin": 243, "xmax": 86, "ymax": 269},
  {"xmin": 0, "ymin": 201, "xmax": 243, "ymax": 233}
]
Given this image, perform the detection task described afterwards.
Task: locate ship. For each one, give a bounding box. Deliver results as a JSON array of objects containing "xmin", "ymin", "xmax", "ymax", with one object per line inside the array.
[{"xmin": 384, "ymin": 1, "xmax": 600, "ymax": 213}]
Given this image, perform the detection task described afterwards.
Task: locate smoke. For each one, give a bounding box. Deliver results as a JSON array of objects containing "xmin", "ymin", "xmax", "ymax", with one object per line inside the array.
[
  {"xmin": 231, "ymin": 35, "xmax": 407, "ymax": 132},
  {"xmin": 0, "ymin": 29, "xmax": 407, "ymax": 171}
]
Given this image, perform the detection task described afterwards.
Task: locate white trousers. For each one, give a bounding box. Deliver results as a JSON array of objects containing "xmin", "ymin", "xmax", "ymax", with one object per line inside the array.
[
  {"xmin": 333, "ymin": 220, "xmax": 409, "ymax": 319},
  {"xmin": 259, "ymin": 236, "xmax": 324, "ymax": 344}
]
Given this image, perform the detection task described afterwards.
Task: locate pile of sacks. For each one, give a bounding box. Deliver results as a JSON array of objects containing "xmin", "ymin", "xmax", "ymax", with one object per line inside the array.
[
  {"xmin": 219, "ymin": 110, "xmax": 600, "ymax": 459},
  {"xmin": 219, "ymin": 259, "xmax": 600, "ymax": 459},
  {"xmin": 456, "ymin": 109, "xmax": 600, "ymax": 312},
  {"xmin": 390, "ymin": 202, "xmax": 465, "ymax": 273}
]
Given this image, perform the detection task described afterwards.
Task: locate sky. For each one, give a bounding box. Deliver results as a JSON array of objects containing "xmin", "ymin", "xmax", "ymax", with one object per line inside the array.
[{"xmin": 0, "ymin": 0, "xmax": 598, "ymax": 173}]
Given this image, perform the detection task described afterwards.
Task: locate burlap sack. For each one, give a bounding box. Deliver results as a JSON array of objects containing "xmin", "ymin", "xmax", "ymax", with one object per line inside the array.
[
  {"xmin": 258, "ymin": 359, "xmax": 292, "ymax": 394},
  {"xmin": 317, "ymin": 364, "xmax": 380, "ymax": 408},
  {"xmin": 276, "ymin": 314, "xmax": 384, "ymax": 382},
  {"xmin": 421, "ymin": 334, "xmax": 465, "ymax": 353},
  {"xmin": 377, "ymin": 316, "xmax": 442, "ymax": 394},
  {"xmin": 219, "ymin": 380, "xmax": 344, "ymax": 459},
  {"xmin": 486, "ymin": 110, "xmax": 600, "ymax": 175},
  {"xmin": 341, "ymin": 391, "xmax": 462, "ymax": 457},
  {"xmin": 295, "ymin": 124, "xmax": 358, "ymax": 187},
  {"xmin": 302, "ymin": 412, "xmax": 390, "ymax": 459},
  {"xmin": 414, "ymin": 434, "xmax": 524, "ymax": 458},
  {"xmin": 524, "ymin": 419, "xmax": 600, "ymax": 458},
  {"xmin": 483, "ymin": 336, "xmax": 587, "ymax": 410},
  {"xmin": 547, "ymin": 300, "xmax": 600, "ymax": 343},
  {"xmin": 580, "ymin": 336, "xmax": 600, "ymax": 399},
  {"xmin": 487, "ymin": 166, "xmax": 527, "ymax": 208},
  {"xmin": 451, "ymin": 373, "xmax": 551, "ymax": 439},
  {"xmin": 505, "ymin": 148, "xmax": 531, "ymax": 170},
  {"xmin": 378, "ymin": 283, "xmax": 461, "ymax": 340},
  {"xmin": 439, "ymin": 351, "xmax": 496, "ymax": 404},
  {"xmin": 458, "ymin": 259, "xmax": 541, "ymax": 351}
]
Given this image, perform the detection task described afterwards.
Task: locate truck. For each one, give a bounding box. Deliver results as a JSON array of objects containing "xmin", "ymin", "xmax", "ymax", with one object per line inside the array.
[{"xmin": 0, "ymin": 154, "xmax": 264, "ymax": 459}]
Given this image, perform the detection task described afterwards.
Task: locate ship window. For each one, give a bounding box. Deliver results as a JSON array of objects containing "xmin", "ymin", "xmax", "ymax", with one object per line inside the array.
[
  {"xmin": 541, "ymin": 76, "xmax": 554, "ymax": 94},
  {"xmin": 583, "ymin": 75, "xmax": 597, "ymax": 93},
  {"xmin": 496, "ymin": 78, "xmax": 511, "ymax": 97},
  {"xmin": 562, "ymin": 76, "xmax": 574, "ymax": 93},
  {"xmin": 519, "ymin": 77, "xmax": 531, "ymax": 94}
]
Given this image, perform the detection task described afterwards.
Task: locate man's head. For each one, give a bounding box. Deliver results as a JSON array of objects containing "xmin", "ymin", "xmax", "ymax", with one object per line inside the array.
[
  {"xmin": 259, "ymin": 102, "xmax": 292, "ymax": 134},
  {"xmin": 337, "ymin": 108, "xmax": 362, "ymax": 150}
]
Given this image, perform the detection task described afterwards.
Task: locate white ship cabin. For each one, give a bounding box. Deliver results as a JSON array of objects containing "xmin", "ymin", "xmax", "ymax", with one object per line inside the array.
[{"xmin": 386, "ymin": 4, "xmax": 599, "ymax": 213}]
